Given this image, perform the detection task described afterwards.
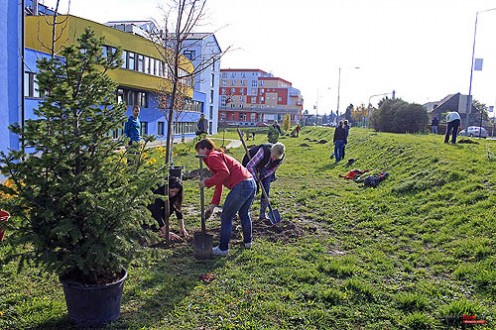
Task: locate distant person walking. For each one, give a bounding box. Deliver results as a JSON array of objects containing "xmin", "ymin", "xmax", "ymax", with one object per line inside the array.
[
  {"xmin": 333, "ymin": 121, "xmax": 346, "ymax": 162},
  {"xmin": 431, "ymin": 116, "xmax": 439, "ymax": 134},
  {"xmin": 196, "ymin": 113, "xmax": 209, "ymax": 136},
  {"xmin": 124, "ymin": 105, "xmax": 141, "ymax": 145},
  {"xmin": 343, "ymin": 120, "xmax": 350, "ymax": 159},
  {"xmin": 444, "ymin": 111, "xmax": 461, "ymax": 144},
  {"xmin": 272, "ymin": 121, "xmax": 282, "ymax": 134}
]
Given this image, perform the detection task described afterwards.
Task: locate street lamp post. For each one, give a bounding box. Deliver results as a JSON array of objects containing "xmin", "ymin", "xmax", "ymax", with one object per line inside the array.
[
  {"xmin": 336, "ymin": 66, "xmax": 360, "ymax": 121},
  {"xmin": 466, "ymin": 7, "xmax": 496, "ymax": 130}
]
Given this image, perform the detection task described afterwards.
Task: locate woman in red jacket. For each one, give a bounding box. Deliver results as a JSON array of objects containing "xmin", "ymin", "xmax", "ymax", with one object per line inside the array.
[{"xmin": 196, "ymin": 138, "xmax": 256, "ymax": 256}]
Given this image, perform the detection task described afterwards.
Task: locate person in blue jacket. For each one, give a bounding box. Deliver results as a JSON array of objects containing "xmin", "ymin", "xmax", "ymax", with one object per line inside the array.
[{"xmin": 124, "ymin": 105, "xmax": 141, "ymax": 145}]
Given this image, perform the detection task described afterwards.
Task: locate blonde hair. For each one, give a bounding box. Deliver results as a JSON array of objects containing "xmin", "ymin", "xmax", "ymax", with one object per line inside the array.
[{"xmin": 271, "ymin": 142, "xmax": 285, "ymax": 159}]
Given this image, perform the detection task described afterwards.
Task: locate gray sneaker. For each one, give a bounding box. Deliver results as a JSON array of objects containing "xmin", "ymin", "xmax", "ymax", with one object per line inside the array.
[
  {"xmin": 211, "ymin": 245, "xmax": 228, "ymax": 257},
  {"xmin": 244, "ymin": 242, "xmax": 252, "ymax": 249}
]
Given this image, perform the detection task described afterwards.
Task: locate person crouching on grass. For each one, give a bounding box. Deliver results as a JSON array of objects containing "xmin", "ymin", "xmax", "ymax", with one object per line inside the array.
[
  {"xmin": 196, "ymin": 138, "xmax": 256, "ymax": 256},
  {"xmin": 147, "ymin": 176, "xmax": 188, "ymax": 241}
]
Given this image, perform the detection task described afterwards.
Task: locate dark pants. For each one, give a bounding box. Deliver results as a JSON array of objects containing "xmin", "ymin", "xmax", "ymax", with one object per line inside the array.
[
  {"xmin": 147, "ymin": 186, "xmax": 182, "ymax": 228},
  {"xmin": 444, "ymin": 119, "xmax": 460, "ymax": 144}
]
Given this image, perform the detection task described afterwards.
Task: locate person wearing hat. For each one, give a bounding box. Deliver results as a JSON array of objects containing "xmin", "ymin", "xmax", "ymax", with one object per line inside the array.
[{"xmin": 196, "ymin": 113, "xmax": 209, "ymax": 136}]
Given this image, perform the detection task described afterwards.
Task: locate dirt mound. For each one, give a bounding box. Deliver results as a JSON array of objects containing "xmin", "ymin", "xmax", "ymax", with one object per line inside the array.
[
  {"xmin": 317, "ymin": 139, "xmax": 328, "ymax": 144},
  {"xmin": 299, "ymin": 143, "xmax": 311, "ymax": 147},
  {"xmin": 458, "ymin": 139, "xmax": 479, "ymax": 144}
]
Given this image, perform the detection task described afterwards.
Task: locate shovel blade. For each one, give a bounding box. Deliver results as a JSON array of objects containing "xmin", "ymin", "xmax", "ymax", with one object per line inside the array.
[
  {"xmin": 268, "ymin": 208, "xmax": 281, "ymax": 225},
  {"xmin": 193, "ymin": 232, "xmax": 213, "ymax": 260}
]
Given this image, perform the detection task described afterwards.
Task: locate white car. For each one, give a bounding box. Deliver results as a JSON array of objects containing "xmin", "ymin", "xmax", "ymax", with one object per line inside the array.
[{"xmin": 459, "ymin": 126, "xmax": 488, "ymax": 138}]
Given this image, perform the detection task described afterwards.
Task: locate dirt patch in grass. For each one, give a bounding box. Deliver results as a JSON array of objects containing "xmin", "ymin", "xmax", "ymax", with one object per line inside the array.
[{"xmin": 299, "ymin": 143, "xmax": 311, "ymax": 147}]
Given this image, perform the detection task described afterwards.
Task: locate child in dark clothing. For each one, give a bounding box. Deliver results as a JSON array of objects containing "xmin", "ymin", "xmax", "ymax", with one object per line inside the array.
[{"xmin": 147, "ymin": 176, "xmax": 188, "ymax": 239}]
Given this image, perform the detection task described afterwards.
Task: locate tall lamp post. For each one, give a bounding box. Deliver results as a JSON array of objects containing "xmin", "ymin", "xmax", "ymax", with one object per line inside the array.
[
  {"xmin": 336, "ymin": 66, "xmax": 360, "ymax": 120},
  {"xmin": 466, "ymin": 7, "xmax": 496, "ymax": 130}
]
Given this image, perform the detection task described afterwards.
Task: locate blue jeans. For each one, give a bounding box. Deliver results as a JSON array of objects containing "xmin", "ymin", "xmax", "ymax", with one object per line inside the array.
[
  {"xmin": 219, "ymin": 178, "xmax": 256, "ymax": 251},
  {"xmin": 334, "ymin": 140, "xmax": 345, "ymax": 162}
]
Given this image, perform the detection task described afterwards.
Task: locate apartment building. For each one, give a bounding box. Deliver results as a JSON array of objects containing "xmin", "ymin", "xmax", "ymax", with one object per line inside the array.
[{"xmin": 218, "ymin": 69, "xmax": 304, "ymax": 127}]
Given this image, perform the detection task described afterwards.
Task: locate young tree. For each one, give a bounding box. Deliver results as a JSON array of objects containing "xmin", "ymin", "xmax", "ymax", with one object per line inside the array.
[
  {"xmin": 282, "ymin": 113, "xmax": 291, "ymax": 132},
  {"xmin": 151, "ymin": 0, "xmax": 230, "ymax": 243},
  {"xmin": 0, "ymin": 28, "xmax": 162, "ymax": 284}
]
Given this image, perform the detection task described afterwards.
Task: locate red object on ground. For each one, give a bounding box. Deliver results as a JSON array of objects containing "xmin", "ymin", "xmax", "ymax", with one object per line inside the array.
[{"xmin": 0, "ymin": 210, "xmax": 10, "ymax": 241}]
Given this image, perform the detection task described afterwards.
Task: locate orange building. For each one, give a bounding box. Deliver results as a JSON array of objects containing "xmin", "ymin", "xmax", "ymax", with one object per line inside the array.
[{"xmin": 218, "ymin": 69, "xmax": 303, "ymax": 127}]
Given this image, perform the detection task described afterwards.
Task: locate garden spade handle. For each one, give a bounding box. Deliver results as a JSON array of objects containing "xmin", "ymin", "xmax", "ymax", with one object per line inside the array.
[{"xmin": 197, "ymin": 155, "xmax": 206, "ymax": 233}]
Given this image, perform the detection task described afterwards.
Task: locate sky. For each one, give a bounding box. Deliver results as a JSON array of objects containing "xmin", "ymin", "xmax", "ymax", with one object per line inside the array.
[{"xmin": 41, "ymin": 0, "xmax": 496, "ymax": 116}]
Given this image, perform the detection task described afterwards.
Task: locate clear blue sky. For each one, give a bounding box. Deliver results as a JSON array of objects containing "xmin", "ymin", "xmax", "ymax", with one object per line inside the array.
[{"xmin": 44, "ymin": 0, "xmax": 496, "ymax": 115}]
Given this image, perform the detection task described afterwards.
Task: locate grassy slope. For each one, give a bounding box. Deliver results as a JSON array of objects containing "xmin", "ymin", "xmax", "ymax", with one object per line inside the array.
[{"xmin": 1, "ymin": 127, "xmax": 496, "ymax": 329}]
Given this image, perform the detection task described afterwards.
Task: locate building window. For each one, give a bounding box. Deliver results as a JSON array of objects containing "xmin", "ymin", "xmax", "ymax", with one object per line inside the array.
[
  {"xmin": 157, "ymin": 121, "xmax": 165, "ymax": 136},
  {"xmin": 232, "ymin": 80, "xmax": 236, "ymax": 86},
  {"xmin": 144, "ymin": 56, "xmax": 150, "ymax": 74},
  {"xmin": 251, "ymin": 97, "xmax": 256, "ymax": 104},
  {"xmin": 209, "ymin": 105, "xmax": 213, "ymax": 120},
  {"xmin": 137, "ymin": 54, "xmax": 144, "ymax": 72},
  {"xmin": 231, "ymin": 88, "xmax": 235, "ymax": 94},
  {"xmin": 183, "ymin": 50, "xmax": 196, "ymax": 60},
  {"xmin": 260, "ymin": 80, "xmax": 265, "ymax": 86},
  {"xmin": 24, "ymin": 72, "xmax": 41, "ymax": 98},
  {"xmin": 121, "ymin": 50, "xmax": 127, "ymax": 69},
  {"xmin": 211, "ymin": 73, "xmax": 215, "ymax": 88},
  {"xmin": 128, "ymin": 52, "xmax": 136, "ymax": 70},
  {"xmin": 222, "ymin": 80, "xmax": 227, "ymax": 87},
  {"xmin": 251, "ymin": 80, "xmax": 257, "ymax": 87},
  {"xmin": 140, "ymin": 121, "xmax": 148, "ymax": 136},
  {"xmin": 222, "ymin": 72, "xmax": 227, "ymax": 79},
  {"xmin": 117, "ymin": 88, "xmax": 124, "ymax": 103},
  {"xmin": 278, "ymin": 96, "xmax": 282, "ymax": 102},
  {"xmin": 210, "ymin": 90, "xmax": 214, "ymax": 104}
]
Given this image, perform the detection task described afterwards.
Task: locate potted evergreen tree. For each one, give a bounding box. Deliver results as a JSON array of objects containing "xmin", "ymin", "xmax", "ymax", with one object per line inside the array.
[{"xmin": 0, "ymin": 28, "xmax": 162, "ymax": 326}]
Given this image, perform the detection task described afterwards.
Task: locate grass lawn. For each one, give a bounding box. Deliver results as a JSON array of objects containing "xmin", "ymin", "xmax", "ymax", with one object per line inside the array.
[{"xmin": 1, "ymin": 127, "xmax": 496, "ymax": 329}]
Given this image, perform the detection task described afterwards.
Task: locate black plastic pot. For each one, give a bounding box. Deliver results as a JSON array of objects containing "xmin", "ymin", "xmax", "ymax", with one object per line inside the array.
[
  {"xmin": 60, "ymin": 269, "xmax": 127, "ymax": 327},
  {"xmin": 170, "ymin": 165, "xmax": 184, "ymax": 180}
]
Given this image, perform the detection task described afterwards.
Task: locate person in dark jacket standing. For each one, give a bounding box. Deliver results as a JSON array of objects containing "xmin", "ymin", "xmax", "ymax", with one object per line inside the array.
[
  {"xmin": 431, "ymin": 116, "xmax": 439, "ymax": 134},
  {"xmin": 196, "ymin": 113, "xmax": 209, "ymax": 136},
  {"xmin": 333, "ymin": 121, "xmax": 346, "ymax": 162},
  {"xmin": 243, "ymin": 143, "xmax": 285, "ymax": 221},
  {"xmin": 343, "ymin": 120, "xmax": 350, "ymax": 159}
]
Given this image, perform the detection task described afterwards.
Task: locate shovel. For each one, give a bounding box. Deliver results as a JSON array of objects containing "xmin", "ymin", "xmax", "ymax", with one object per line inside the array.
[
  {"xmin": 237, "ymin": 128, "xmax": 281, "ymax": 224},
  {"xmin": 193, "ymin": 154, "xmax": 213, "ymax": 260}
]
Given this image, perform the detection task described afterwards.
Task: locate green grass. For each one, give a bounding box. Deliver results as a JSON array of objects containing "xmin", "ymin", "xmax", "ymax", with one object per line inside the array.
[{"xmin": 2, "ymin": 127, "xmax": 496, "ymax": 329}]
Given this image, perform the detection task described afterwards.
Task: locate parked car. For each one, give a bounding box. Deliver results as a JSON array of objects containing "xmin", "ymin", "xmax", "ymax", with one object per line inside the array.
[
  {"xmin": 256, "ymin": 122, "xmax": 268, "ymax": 127},
  {"xmin": 459, "ymin": 126, "xmax": 488, "ymax": 138}
]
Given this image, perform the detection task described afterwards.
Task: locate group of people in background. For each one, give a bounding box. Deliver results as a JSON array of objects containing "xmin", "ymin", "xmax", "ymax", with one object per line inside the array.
[{"xmin": 125, "ymin": 103, "xmax": 466, "ymax": 255}]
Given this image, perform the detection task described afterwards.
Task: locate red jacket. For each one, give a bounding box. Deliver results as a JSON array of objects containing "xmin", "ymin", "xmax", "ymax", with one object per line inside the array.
[{"xmin": 203, "ymin": 150, "xmax": 253, "ymax": 205}]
